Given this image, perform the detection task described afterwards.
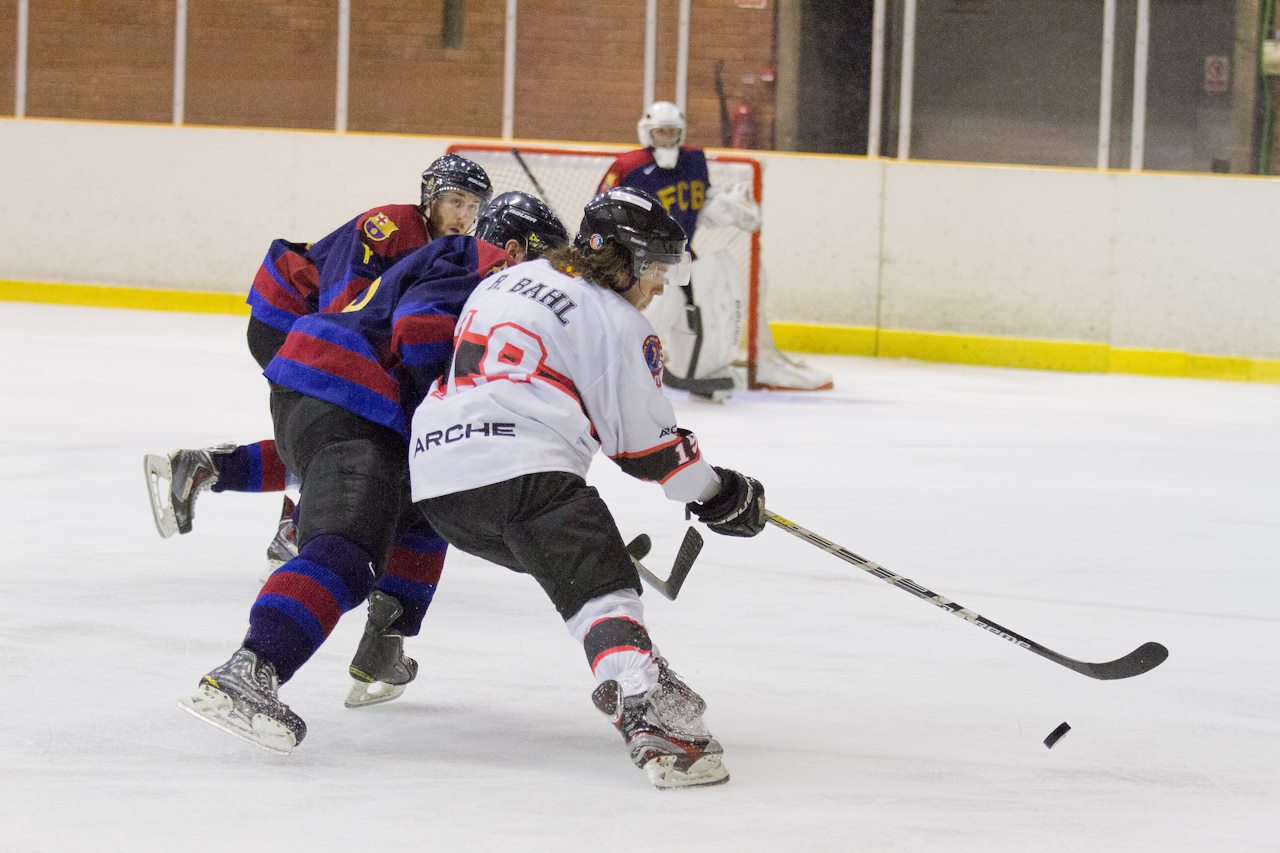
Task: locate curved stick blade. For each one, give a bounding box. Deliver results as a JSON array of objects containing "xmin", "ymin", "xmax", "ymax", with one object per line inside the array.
[
  {"xmin": 626, "ymin": 534, "xmax": 653, "ymax": 561},
  {"xmin": 1074, "ymin": 642, "xmax": 1169, "ymax": 680}
]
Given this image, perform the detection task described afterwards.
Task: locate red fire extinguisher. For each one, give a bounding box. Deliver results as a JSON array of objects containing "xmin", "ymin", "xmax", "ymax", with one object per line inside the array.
[{"xmin": 729, "ymin": 102, "xmax": 757, "ymax": 149}]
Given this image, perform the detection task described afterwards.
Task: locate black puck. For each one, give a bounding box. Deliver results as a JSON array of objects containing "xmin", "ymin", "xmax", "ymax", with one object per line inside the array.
[{"xmin": 1043, "ymin": 721, "xmax": 1071, "ymax": 749}]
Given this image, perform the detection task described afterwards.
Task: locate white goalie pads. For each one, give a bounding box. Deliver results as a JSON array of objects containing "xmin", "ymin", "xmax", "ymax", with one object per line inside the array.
[
  {"xmin": 699, "ymin": 183, "xmax": 761, "ymax": 233},
  {"xmin": 644, "ymin": 251, "xmax": 746, "ymax": 386}
]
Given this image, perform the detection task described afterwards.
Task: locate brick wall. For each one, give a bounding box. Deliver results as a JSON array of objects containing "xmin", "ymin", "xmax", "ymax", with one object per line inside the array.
[
  {"xmin": 25, "ymin": 0, "xmax": 173, "ymax": 123},
  {"xmin": 186, "ymin": 0, "xmax": 337, "ymax": 129},
  {"xmin": 349, "ymin": 0, "xmax": 505, "ymax": 136},
  {"xmin": 0, "ymin": 3, "xmax": 14, "ymax": 115},
  {"xmin": 0, "ymin": 0, "xmax": 775, "ymax": 148}
]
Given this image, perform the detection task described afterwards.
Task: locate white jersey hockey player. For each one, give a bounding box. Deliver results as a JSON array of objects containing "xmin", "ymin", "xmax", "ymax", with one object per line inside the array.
[{"xmin": 408, "ymin": 187, "xmax": 768, "ymax": 789}]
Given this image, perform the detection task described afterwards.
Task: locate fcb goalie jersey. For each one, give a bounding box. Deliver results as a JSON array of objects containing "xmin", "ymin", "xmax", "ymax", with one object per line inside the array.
[
  {"xmin": 408, "ymin": 258, "xmax": 720, "ymax": 505},
  {"xmin": 598, "ymin": 148, "xmax": 709, "ymax": 243}
]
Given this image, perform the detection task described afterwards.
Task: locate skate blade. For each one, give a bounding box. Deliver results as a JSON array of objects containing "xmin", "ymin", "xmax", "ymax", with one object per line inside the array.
[
  {"xmin": 344, "ymin": 679, "xmax": 407, "ymax": 709},
  {"xmin": 143, "ymin": 455, "xmax": 179, "ymax": 538},
  {"xmin": 178, "ymin": 684, "xmax": 296, "ymax": 755},
  {"xmin": 644, "ymin": 754, "xmax": 730, "ymax": 789},
  {"xmin": 259, "ymin": 558, "xmax": 287, "ymax": 585}
]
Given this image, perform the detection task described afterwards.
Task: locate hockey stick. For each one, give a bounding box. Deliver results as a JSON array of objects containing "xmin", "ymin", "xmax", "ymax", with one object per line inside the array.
[
  {"xmin": 627, "ymin": 528, "xmax": 705, "ymax": 601},
  {"xmin": 511, "ymin": 147, "xmax": 554, "ymax": 208},
  {"xmin": 660, "ymin": 303, "xmax": 736, "ymax": 400},
  {"xmin": 713, "ymin": 60, "xmax": 732, "ymax": 147},
  {"xmin": 765, "ymin": 511, "xmax": 1168, "ymax": 681}
]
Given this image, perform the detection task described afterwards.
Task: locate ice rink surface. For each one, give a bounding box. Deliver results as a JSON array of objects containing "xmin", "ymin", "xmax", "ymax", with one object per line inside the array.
[{"xmin": 2, "ymin": 302, "xmax": 1278, "ymax": 852}]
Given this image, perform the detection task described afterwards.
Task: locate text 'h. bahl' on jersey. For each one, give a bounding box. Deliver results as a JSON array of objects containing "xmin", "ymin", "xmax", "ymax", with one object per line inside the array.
[{"xmin": 407, "ymin": 257, "xmax": 720, "ymax": 504}]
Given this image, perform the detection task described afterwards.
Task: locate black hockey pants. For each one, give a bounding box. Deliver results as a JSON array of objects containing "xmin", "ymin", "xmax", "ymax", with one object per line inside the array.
[
  {"xmin": 269, "ymin": 385, "xmax": 412, "ymax": 570},
  {"xmin": 417, "ymin": 472, "xmax": 642, "ymax": 620}
]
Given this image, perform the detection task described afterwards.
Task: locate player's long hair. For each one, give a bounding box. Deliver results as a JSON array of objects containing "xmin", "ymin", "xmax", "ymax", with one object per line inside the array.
[{"xmin": 544, "ymin": 244, "xmax": 633, "ymax": 294}]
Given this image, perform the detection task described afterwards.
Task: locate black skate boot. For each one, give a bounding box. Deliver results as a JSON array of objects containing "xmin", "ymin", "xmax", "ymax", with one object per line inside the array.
[
  {"xmin": 345, "ymin": 591, "xmax": 419, "ymax": 708},
  {"xmin": 261, "ymin": 495, "xmax": 299, "ymax": 582},
  {"xmin": 591, "ymin": 657, "xmax": 729, "ymax": 789},
  {"xmin": 143, "ymin": 443, "xmax": 233, "ymax": 537},
  {"xmin": 178, "ymin": 647, "xmax": 307, "ymax": 754}
]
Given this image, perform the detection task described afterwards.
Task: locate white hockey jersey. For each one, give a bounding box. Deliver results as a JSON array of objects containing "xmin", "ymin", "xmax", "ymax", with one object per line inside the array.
[{"xmin": 408, "ymin": 258, "xmax": 720, "ymax": 504}]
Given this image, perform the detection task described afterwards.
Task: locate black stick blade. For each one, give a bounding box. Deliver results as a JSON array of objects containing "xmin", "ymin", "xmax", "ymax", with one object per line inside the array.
[
  {"xmin": 1073, "ymin": 641, "xmax": 1169, "ymax": 680},
  {"xmin": 633, "ymin": 527, "xmax": 704, "ymax": 600},
  {"xmin": 626, "ymin": 534, "xmax": 652, "ymax": 561}
]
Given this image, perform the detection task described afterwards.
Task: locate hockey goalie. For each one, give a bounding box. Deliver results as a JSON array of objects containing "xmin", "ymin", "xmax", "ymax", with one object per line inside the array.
[{"xmin": 601, "ymin": 100, "xmax": 833, "ymax": 401}]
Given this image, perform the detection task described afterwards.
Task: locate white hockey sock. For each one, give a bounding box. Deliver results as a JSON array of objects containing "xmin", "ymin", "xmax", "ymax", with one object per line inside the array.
[{"xmin": 565, "ymin": 589, "xmax": 659, "ymax": 697}]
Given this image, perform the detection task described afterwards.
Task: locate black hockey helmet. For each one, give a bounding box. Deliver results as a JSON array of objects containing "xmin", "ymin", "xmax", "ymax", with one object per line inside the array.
[
  {"xmin": 475, "ymin": 191, "xmax": 570, "ymax": 260},
  {"xmin": 574, "ymin": 187, "xmax": 687, "ymax": 282},
  {"xmin": 421, "ymin": 154, "xmax": 493, "ymax": 207}
]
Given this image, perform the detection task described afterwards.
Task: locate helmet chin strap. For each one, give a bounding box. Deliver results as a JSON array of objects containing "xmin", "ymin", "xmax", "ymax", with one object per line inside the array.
[{"xmin": 653, "ymin": 145, "xmax": 679, "ymax": 169}]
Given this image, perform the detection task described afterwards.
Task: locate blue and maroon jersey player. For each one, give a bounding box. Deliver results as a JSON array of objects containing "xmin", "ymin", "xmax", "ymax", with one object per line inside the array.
[
  {"xmin": 247, "ymin": 206, "xmax": 430, "ymax": 334},
  {"xmin": 264, "ymin": 235, "xmax": 512, "ymax": 436},
  {"xmin": 597, "ymin": 148, "xmax": 710, "ymax": 244},
  {"xmin": 246, "ymin": 153, "xmax": 493, "ymax": 340}
]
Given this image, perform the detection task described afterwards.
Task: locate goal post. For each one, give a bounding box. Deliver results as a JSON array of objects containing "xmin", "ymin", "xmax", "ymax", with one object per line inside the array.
[{"xmin": 446, "ymin": 143, "xmax": 766, "ymax": 388}]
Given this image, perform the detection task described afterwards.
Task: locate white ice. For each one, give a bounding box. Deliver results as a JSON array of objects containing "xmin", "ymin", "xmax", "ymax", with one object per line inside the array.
[{"xmin": 1, "ymin": 302, "xmax": 1277, "ymax": 852}]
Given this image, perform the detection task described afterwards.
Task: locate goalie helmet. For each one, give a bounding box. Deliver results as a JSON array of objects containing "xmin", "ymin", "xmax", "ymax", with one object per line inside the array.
[
  {"xmin": 420, "ymin": 154, "xmax": 493, "ymax": 207},
  {"xmin": 475, "ymin": 192, "xmax": 569, "ymax": 260},
  {"xmin": 637, "ymin": 100, "xmax": 686, "ymax": 169},
  {"xmin": 575, "ymin": 188, "xmax": 687, "ymax": 288}
]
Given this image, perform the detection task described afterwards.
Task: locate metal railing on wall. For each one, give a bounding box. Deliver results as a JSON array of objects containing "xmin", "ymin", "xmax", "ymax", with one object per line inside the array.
[
  {"xmin": 6, "ymin": 0, "xmax": 1187, "ymax": 173},
  {"xmin": 9, "ymin": 0, "xmax": 696, "ymax": 142}
]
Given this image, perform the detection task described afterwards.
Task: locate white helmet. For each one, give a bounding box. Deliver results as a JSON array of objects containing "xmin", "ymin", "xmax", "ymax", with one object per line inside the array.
[{"xmin": 637, "ymin": 100, "xmax": 686, "ymax": 169}]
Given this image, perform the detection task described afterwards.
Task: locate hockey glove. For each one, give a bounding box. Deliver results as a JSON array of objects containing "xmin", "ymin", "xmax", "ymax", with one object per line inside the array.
[{"xmin": 687, "ymin": 466, "xmax": 766, "ymax": 537}]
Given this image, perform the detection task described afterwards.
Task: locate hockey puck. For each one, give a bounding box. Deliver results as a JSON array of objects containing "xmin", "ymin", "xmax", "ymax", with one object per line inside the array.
[{"xmin": 1043, "ymin": 721, "xmax": 1071, "ymax": 749}]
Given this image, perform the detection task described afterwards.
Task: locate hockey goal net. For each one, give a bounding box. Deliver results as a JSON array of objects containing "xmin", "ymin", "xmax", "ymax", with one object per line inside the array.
[{"xmin": 446, "ymin": 143, "xmax": 769, "ymax": 388}]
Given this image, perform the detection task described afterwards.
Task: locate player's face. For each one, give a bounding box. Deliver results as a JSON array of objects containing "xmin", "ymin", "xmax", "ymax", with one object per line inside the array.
[
  {"xmin": 650, "ymin": 126, "xmax": 681, "ymax": 148},
  {"xmin": 429, "ymin": 190, "xmax": 484, "ymax": 236},
  {"xmin": 624, "ymin": 260, "xmax": 672, "ymax": 310}
]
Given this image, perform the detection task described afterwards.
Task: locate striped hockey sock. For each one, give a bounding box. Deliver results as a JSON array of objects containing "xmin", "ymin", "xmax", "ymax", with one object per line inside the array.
[
  {"xmin": 210, "ymin": 440, "xmax": 292, "ymax": 493},
  {"xmin": 244, "ymin": 533, "xmax": 376, "ymax": 682},
  {"xmin": 372, "ymin": 527, "xmax": 447, "ymax": 637}
]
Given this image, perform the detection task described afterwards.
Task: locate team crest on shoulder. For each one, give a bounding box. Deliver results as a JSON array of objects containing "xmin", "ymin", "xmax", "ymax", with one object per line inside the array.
[
  {"xmin": 363, "ymin": 212, "xmax": 399, "ymax": 242},
  {"xmin": 642, "ymin": 335, "xmax": 664, "ymax": 387}
]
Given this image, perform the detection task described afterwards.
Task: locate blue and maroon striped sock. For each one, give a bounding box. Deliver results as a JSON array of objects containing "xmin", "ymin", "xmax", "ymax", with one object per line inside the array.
[
  {"xmin": 373, "ymin": 528, "xmax": 447, "ymax": 637},
  {"xmin": 244, "ymin": 533, "xmax": 376, "ymax": 682},
  {"xmin": 210, "ymin": 440, "xmax": 290, "ymax": 493}
]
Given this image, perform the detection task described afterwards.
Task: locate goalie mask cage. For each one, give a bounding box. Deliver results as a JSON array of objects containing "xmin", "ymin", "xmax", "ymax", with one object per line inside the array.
[{"xmin": 446, "ymin": 143, "xmax": 766, "ymax": 388}]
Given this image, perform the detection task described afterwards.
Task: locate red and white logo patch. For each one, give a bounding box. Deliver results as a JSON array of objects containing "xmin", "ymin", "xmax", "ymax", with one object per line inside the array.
[{"xmin": 642, "ymin": 335, "xmax": 664, "ymax": 387}]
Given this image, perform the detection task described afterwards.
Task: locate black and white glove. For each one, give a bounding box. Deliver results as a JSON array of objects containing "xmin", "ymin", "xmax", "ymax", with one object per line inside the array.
[{"xmin": 687, "ymin": 466, "xmax": 766, "ymax": 538}]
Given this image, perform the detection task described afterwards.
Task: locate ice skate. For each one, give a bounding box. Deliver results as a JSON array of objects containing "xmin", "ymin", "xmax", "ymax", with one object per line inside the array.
[
  {"xmin": 260, "ymin": 494, "xmax": 299, "ymax": 583},
  {"xmin": 592, "ymin": 657, "xmax": 729, "ymax": 789},
  {"xmin": 143, "ymin": 443, "xmax": 232, "ymax": 537},
  {"xmin": 345, "ymin": 591, "xmax": 419, "ymax": 708},
  {"xmin": 178, "ymin": 647, "xmax": 306, "ymax": 754}
]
